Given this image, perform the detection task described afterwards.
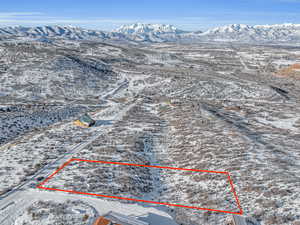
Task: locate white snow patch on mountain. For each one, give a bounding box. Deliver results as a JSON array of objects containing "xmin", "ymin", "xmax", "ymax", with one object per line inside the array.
[
  {"xmin": 200, "ymin": 23, "xmax": 300, "ymax": 43},
  {"xmin": 114, "ymin": 23, "xmax": 185, "ymax": 34},
  {"xmin": 1, "ymin": 23, "xmax": 300, "ymax": 43}
]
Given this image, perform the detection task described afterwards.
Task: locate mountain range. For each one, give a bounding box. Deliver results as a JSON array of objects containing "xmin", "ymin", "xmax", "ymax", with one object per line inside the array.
[{"xmin": 1, "ymin": 23, "xmax": 300, "ymax": 43}]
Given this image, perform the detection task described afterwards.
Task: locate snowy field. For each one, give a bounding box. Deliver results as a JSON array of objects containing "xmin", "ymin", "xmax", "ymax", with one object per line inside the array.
[{"xmin": 0, "ymin": 40, "xmax": 300, "ymax": 225}]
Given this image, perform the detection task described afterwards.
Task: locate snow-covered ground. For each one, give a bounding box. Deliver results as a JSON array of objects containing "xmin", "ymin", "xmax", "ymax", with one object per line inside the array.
[
  {"xmin": 1, "ymin": 41, "xmax": 300, "ymax": 225},
  {"xmin": 12, "ymin": 190, "xmax": 178, "ymax": 225}
]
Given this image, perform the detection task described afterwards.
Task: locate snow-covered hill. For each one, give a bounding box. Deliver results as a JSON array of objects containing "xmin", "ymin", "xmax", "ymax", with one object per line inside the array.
[
  {"xmin": 1, "ymin": 23, "xmax": 300, "ymax": 43},
  {"xmin": 199, "ymin": 23, "xmax": 300, "ymax": 43},
  {"xmin": 114, "ymin": 23, "xmax": 184, "ymax": 35},
  {"xmin": 112, "ymin": 23, "xmax": 187, "ymax": 42},
  {"xmin": 0, "ymin": 25, "xmax": 110, "ymax": 40},
  {"xmin": 0, "ymin": 24, "xmax": 186, "ymax": 42}
]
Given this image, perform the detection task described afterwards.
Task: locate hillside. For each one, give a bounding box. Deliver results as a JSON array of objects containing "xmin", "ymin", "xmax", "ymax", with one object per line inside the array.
[
  {"xmin": 1, "ymin": 23, "xmax": 300, "ymax": 43},
  {"xmin": 0, "ymin": 39, "xmax": 299, "ymax": 225}
]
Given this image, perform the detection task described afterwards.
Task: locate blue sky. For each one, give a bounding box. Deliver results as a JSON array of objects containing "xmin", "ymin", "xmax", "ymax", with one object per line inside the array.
[{"xmin": 0, "ymin": 0, "xmax": 299, "ymax": 31}]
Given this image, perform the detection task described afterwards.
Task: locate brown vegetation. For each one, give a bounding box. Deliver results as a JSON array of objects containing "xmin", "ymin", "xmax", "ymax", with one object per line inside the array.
[{"xmin": 275, "ymin": 63, "xmax": 300, "ymax": 79}]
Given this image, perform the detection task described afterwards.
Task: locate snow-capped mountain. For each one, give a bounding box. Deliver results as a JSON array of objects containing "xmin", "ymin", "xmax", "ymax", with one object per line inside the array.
[
  {"xmin": 113, "ymin": 23, "xmax": 187, "ymax": 42},
  {"xmin": 199, "ymin": 23, "xmax": 300, "ymax": 43},
  {"xmin": 0, "ymin": 25, "xmax": 110, "ymax": 40},
  {"xmin": 114, "ymin": 23, "xmax": 185, "ymax": 35},
  {"xmin": 114, "ymin": 23, "xmax": 300, "ymax": 43},
  {"xmin": 1, "ymin": 23, "xmax": 300, "ymax": 43},
  {"xmin": 0, "ymin": 23, "xmax": 187, "ymax": 43}
]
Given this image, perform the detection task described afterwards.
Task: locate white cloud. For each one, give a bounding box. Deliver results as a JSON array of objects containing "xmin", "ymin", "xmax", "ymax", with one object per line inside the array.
[
  {"xmin": 0, "ymin": 13, "xmax": 136, "ymax": 30},
  {"xmin": 0, "ymin": 19, "xmax": 135, "ymax": 24},
  {"xmin": 0, "ymin": 11, "xmax": 299, "ymax": 31},
  {"xmin": 0, "ymin": 12, "xmax": 43, "ymax": 18}
]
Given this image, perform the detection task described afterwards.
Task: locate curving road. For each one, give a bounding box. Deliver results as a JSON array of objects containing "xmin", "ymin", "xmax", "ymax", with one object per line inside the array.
[{"xmin": 0, "ymin": 75, "xmax": 135, "ymax": 225}]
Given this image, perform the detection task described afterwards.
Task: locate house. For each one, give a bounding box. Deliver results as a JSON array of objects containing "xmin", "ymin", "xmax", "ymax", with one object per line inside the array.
[
  {"xmin": 93, "ymin": 216, "xmax": 119, "ymax": 225},
  {"xmin": 93, "ymin": 211, "xmax": 149, "ymax": 225},
  {"xmin": 73, "ymin": 113, "xmax": 95, "ymax": 128}
]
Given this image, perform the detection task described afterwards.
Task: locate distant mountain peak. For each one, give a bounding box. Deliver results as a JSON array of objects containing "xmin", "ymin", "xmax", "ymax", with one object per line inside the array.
[
  {"xmin": 1, "ymin": 23, "xmax": 300, "ymax": 43},
  {"xmin": 114, "ymin": 23, "xmax": 185, "ymax": 34},
  {"xmin": 201, "ymin": 23, "xmax": 300, "ymax": 43}
]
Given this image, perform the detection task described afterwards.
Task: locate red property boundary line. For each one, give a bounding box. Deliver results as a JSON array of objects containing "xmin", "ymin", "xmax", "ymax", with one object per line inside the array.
[{"xmin": 37, "ymin": 158, "xmax": 243, "ymax": 215}]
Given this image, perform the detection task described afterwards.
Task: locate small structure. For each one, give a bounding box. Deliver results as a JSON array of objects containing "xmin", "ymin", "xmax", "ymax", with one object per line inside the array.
[
  {"xmin": 93, "ymin": 216, "xmax": 115, "ymax": 225},
  {"xmin": 73, "ymin": 113, "xmax": 95, "ymax": 128},
  {"xmin": 93, "ymin": 211, "xmax": 148, "ymax": 225}
]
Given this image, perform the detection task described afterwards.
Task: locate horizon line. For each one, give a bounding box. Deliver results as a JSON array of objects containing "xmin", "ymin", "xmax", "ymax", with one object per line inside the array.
[{"xmin": 0, "ymin": 22, "xmax": 300, "ymax": 32}]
